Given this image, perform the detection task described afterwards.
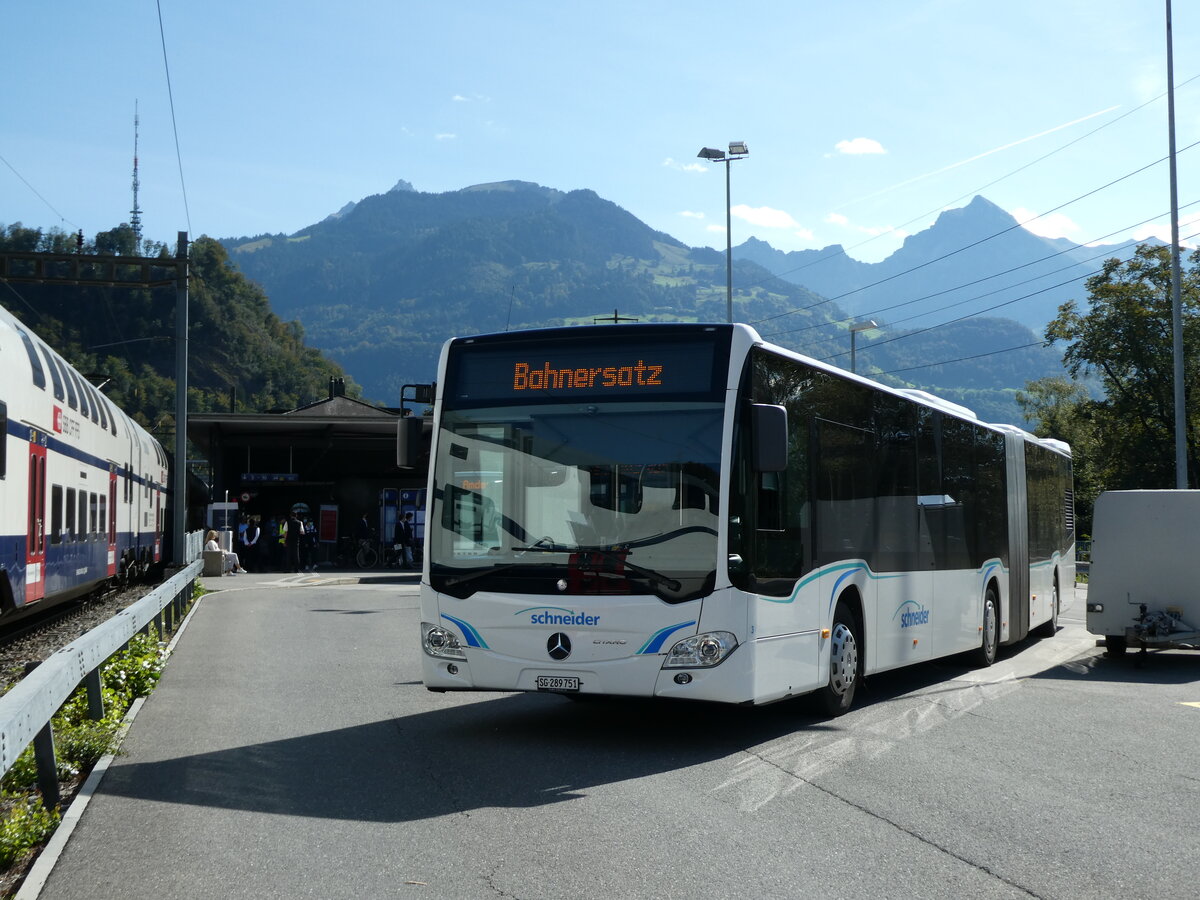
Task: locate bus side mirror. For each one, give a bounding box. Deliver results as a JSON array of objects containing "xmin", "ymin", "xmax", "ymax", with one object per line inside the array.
[
  {"xmin": 397, "ymin": 417, "xmax": 423, "ymax": 468},
  {"xmin": 752, "ymin": 404, "xmax": 788, "ymax": 472}
]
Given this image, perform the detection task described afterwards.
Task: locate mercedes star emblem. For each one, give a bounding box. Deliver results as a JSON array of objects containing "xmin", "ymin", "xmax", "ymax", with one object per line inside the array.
[{"xmin": 547, "ymin": 632, "xmax": 572, "ymax": 660}]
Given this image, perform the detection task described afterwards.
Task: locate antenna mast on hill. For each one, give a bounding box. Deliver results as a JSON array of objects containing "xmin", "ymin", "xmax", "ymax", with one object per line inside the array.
[{"xmin": 130, "ymin": 101, "xmax": 143, "ymax": 247}]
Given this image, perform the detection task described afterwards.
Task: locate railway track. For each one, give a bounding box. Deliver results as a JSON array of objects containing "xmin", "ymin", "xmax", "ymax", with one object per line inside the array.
[{"xmin": 0, "ymin": 581, "xmax": 158, "ymax": 694}]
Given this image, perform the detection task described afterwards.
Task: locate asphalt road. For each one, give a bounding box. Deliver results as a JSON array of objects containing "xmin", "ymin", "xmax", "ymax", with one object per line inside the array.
[{"xmin": 31, "ymin": 575, "xmax": 1200, "ymax": 899}]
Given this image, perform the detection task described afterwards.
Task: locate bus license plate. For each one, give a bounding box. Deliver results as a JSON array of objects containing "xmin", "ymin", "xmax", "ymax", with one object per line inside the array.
[{"xmin": 535, "ymin": 675, "xmax": 580, "ymax": 692}]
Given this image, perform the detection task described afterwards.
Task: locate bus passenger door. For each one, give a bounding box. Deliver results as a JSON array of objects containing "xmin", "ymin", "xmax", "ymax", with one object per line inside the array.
[{"xmin": 26, "ymin": 442, "xmax": 47, "ymax": 604}]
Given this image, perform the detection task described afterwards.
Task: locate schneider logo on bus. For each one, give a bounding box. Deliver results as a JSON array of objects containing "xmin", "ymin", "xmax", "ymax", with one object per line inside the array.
[
  {"xmin": 522, "ymin": 607, "xmax": 602, "ymax": 626},
  {"xmin": 894, "ymin": 600, "xmax": 931, "ymax": 628},
  {"xmin": 512, "ymin": 360, "xmax": 664, "ymax": 391}
]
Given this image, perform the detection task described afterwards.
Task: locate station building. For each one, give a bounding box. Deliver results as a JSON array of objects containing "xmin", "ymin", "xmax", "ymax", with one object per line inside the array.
[{"xmin": 187, "ymin": 379, "xmax": 430, "ymax": 562}]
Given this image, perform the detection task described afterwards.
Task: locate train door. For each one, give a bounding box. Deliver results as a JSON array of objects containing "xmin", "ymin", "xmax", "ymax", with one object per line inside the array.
[
  {"xmin": 107, "ymin": 469, "xmax": 118, "ymax": 576},
  {"xmin": 26, "ymin": 442, "xmax": 47, "ymax": 604}
]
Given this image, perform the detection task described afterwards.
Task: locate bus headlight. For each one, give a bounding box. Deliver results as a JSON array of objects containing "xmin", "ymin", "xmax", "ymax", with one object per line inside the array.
[
  {"xmin": 422, "ymin": 622, "xmax": 467, "ymax": 660},
  {"xmin": 662, "ymin": 631, "xmax": 737, "ymax": 668}
]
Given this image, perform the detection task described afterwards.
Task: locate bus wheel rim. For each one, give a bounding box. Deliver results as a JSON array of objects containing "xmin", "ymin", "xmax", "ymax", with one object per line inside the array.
[{"xmin": 830, "ymin": 623, "xmax": 857, "ymax": 695}]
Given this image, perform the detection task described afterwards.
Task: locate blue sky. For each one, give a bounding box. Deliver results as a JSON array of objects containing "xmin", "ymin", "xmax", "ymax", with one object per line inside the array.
[{"xmin": 2, "ymin": 1, "xmax": 1197, "ymax": 263}]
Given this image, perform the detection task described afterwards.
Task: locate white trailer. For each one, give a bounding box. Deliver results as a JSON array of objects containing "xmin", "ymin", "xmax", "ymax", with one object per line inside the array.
[{"xmin": 1086, "ymin": 489, "xmax": 1200, "ymax": 656}]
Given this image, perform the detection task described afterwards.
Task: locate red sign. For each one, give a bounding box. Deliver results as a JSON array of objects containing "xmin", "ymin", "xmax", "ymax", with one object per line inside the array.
[{"xmin": 319, "ymin": 506, "xmax": 339, "ymax": 543}]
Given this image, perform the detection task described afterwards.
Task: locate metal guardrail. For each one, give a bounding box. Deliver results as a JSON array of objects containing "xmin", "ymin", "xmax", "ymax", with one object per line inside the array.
[{"xmin": 0, "ymin": 555, "xmax": 203, "ymax": 807}]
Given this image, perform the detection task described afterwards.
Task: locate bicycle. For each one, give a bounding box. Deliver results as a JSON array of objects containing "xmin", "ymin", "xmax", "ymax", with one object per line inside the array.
[{"xmin": 355, "ymin": 538, "xmax": 379, "ymax": 569}]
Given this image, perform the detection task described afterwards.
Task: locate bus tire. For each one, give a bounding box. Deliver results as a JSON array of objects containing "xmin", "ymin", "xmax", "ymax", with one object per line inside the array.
[
  {"xmin": 815, "ymin": 600, "xmax": 860, "ymax": 717},
  {"xmin": 973, "ymin": 585, "xmax": 1000, "ymax": 667},
  {"xmin": 1035, "ymin": 580, "xmax": 1059, "ymax": 638}
]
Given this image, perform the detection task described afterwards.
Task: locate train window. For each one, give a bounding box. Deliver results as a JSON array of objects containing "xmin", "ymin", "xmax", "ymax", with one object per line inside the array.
[
  {"xmin": 15, "ymin": 326, "xmax": 46, "ymax": 390},
  {"xmin": 78, "ymin": 492, "xmax": 87, "ymax": 542},
  {"xmin": 0, "ymin": 400, "xmax": 6, "ymax": 478},
  {"xmin": 67, "ymin": 369, "xmax": 90, "ymax": 421},
  {"xmin": 84, "ymin": 381, "xmax": 102, "ymax": 426},
  {"xmin": 51, "ymin": 485, "xmax": 63, "ymax": 544},
  {"xmin": 57, "ymin": 355, "xmax": 78, "ymax": 410},
  {"xmin": 100, "ymin": 494, "xmax": 108, "ymax": 543},
  {"xmin": 65, "ymin": 488, "xmax": 76, "ymax": 541},
  {"xmin": 89, "ymin": 492, "xmax": 98, "ymax": 539},
  {"xmin": 37, "ymin": 344, "xmax": 65, "ymax": 402},
  {"xmin": 101, "ymin": 395, "xmax": 118, "ymax": 435}
]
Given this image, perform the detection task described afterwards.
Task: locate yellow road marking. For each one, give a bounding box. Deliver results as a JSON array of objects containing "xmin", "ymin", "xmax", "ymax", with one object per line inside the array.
[{"xmin": 1181, "ymin": 702, "xmax": 1200, "ymax": 709}]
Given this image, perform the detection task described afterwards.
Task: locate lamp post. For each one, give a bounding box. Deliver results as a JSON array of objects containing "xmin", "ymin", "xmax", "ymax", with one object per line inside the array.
[
  {"xmin": 850, "ymin": 319, "xmax": 877, "ymax": 374},
  {"xmin": 698, "ymin": 142, "xmax": 749, "ymax": 324}
]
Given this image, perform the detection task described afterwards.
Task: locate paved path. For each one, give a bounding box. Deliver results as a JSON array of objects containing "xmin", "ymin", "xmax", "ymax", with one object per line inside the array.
[{"xmin": 24, "ymin": 569, "xmax": 423, "ymax": 900}]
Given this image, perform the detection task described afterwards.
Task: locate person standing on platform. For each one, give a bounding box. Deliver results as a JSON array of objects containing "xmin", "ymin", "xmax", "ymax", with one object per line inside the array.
[
  {"xmin": 242, "ymin": 516, "xmax": 260, "ymax": 560},
  {"xmin": 395, "ymin": 511, "xmax": 416, "ymax": 569},
  {"xmin": 285, "ymin": 509, "xmax": 305, "ymax": 573}
]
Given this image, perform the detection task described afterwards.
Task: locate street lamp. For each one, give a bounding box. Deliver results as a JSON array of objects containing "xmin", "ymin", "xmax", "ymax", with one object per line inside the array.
[
  {"xmin": 698, "ymin": 142, "xmax": 749, "ymax": 324},
  {"xmin": 850, "ymin": 319, "xmax": 878, "ymax": 374}
]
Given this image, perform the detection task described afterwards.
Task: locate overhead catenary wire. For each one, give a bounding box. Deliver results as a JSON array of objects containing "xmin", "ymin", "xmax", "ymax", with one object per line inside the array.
[
  {"xmin": 750, "ymin": 138, "xmax": 1200, "ymax": 330},
  {"xmin": 767, "ymin": 199, "xmax": 1200, "ymax": 341},
  {"xmin": 0, "ymin": 153, "xmax": 80, "ymax": 231},
  {"xmin": 156, "ymin": 0, "xmax": 191, "ymax": 236},
  {"xmin": 737, "ymin": 74, "xmax": 1200, "ymax": 296},
  {"xmin": 817, "ymin": 225, "xmax": 1200, "ymax": 369}
]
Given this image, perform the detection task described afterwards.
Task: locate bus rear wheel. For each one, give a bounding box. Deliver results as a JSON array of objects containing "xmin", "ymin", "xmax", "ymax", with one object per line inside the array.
[
  {"xmin": 816, "ymin": 601, "xmax": 860, "ymax": 717},
  {"xmin": 973, "ymin": 586, "xmax": 1000, "ymax": 667},
  {"xmin": 1035, "ymin": 581, "xmax": 1059, "ymax": 638}
]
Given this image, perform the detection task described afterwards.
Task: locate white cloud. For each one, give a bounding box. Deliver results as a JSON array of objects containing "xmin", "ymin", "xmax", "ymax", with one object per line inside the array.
[
  {"xmin": 731, "ymin": 204, "xmax": 801, "ymax": 229},
  {"xmin": 824, "ymin": 211, "xmax": 907, "ymax": 240},
  {"xmin": 663, "ymin": 157, "xmax": 706, "ymax": 173},
  {"xmin": 1131, "ymin": 212, "xmax": 1200, "ymax": 247},
  {"xmin": 679, "ymin": 210, "xmax": 705, "ymax": 219},
  {"xmin": 452, "ymin": 94, "xmax": 469, "ymax": 102},
  {"xmin": 835, "ymin": 137, "xmax": 886, "ymax": 155},
  {"xmin": 435, "ymin": 133, "xmax": 457, "ymax": 141},
  {"xmin": 706, "ymin": 224, "xmax": 727, "ymax": 235},
  {"xmin": 1012, "ymin": 207, "xmax": 1081, "ymax": 240}
]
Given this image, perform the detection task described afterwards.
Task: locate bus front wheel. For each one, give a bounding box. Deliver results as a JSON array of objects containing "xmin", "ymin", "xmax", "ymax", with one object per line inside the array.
[
  {"xmin": 974, "ymin": 586, "xmax": 1000, "ymax": 667},
  {"xmin": 816, "ymin": 601, "xmax": 860, "ymax": 717}
]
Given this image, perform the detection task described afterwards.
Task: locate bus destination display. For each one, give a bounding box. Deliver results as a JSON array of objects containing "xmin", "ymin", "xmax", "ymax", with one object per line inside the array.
[{"xmin": 447, "ymin": 336, "xmax": 723, "ymax": 405}]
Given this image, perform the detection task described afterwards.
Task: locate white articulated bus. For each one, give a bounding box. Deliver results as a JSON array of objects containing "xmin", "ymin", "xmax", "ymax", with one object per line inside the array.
[{"xmin": 417, "ymin": 323, "xmax": 1074, "ymax": 714}]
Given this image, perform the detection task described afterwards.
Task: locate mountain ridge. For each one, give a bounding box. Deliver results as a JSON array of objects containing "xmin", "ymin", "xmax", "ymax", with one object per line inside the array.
[{"xmin": 220, "ymin": 182, "xmax": 1073, "ymax": 424}]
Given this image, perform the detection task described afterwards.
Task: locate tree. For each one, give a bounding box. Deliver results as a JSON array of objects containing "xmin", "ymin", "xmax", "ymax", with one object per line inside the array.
[
  {"xmin": 1017, "ymin": 375, "xmax": 1100, "ymax": 533},
  {"xmin": 1043, "ymin": 243, "xmax": 1200, "ymax": 498}
]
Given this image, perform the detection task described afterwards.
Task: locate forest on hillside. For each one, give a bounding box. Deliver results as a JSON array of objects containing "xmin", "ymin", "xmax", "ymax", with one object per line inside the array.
[{"xmin": 0, "ymin": 222, "xmax": 357, "ymax": 440}]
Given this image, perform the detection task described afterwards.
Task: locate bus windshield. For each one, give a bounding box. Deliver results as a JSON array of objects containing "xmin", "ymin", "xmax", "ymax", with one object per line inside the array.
[{"xmin": 429, "ymin": 401, "xmax": 723, "ymax": 603}]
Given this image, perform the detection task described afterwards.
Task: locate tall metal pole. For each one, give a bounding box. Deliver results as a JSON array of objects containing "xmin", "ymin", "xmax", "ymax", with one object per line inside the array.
[
  {"xmin": 1166, "ymin": 0, "xmax": 1187, "ymax": 488},
  {"xmin": 725, "ymin": 159, "xmax": 733, "ymax": 324},
  {"xmin": 173, "ymin": 231, "xmax": 189, "ymax": 563}
]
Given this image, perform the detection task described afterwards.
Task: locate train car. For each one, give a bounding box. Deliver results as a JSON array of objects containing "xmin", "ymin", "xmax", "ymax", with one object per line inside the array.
[{"xmin": 0, "ymin": 301, "xmax": 168, "ymax": 618}]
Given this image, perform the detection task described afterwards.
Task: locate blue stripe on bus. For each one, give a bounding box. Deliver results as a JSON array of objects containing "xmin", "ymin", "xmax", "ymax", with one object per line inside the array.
[
  {"xmin": 637, "ymin": 621, "xmax": 696, "ymax": 655},
  {"xmin": 441, "ymin": 613, "xmax": 489, "ymax": 649}
]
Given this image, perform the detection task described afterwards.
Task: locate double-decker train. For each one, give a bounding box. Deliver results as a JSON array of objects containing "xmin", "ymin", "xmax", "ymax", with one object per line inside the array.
[{"xmin": 1, "ymin": 300, "xmax": 168, "ymax": 619}]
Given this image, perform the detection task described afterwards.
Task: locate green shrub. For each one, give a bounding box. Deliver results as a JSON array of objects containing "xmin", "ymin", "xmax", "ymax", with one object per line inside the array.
[{"xmin": 0, "ymin": 796, "xmax": 59, "ymax": 869}]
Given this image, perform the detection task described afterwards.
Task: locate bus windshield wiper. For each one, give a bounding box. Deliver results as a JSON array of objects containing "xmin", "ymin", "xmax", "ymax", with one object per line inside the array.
[
  {"xmin": 440, "ymin": 561, "xmax": 550, "ymax": 588},
  {"xmin": 518, "ymin": 542, "xmax": 682, "ymax": 593}
]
